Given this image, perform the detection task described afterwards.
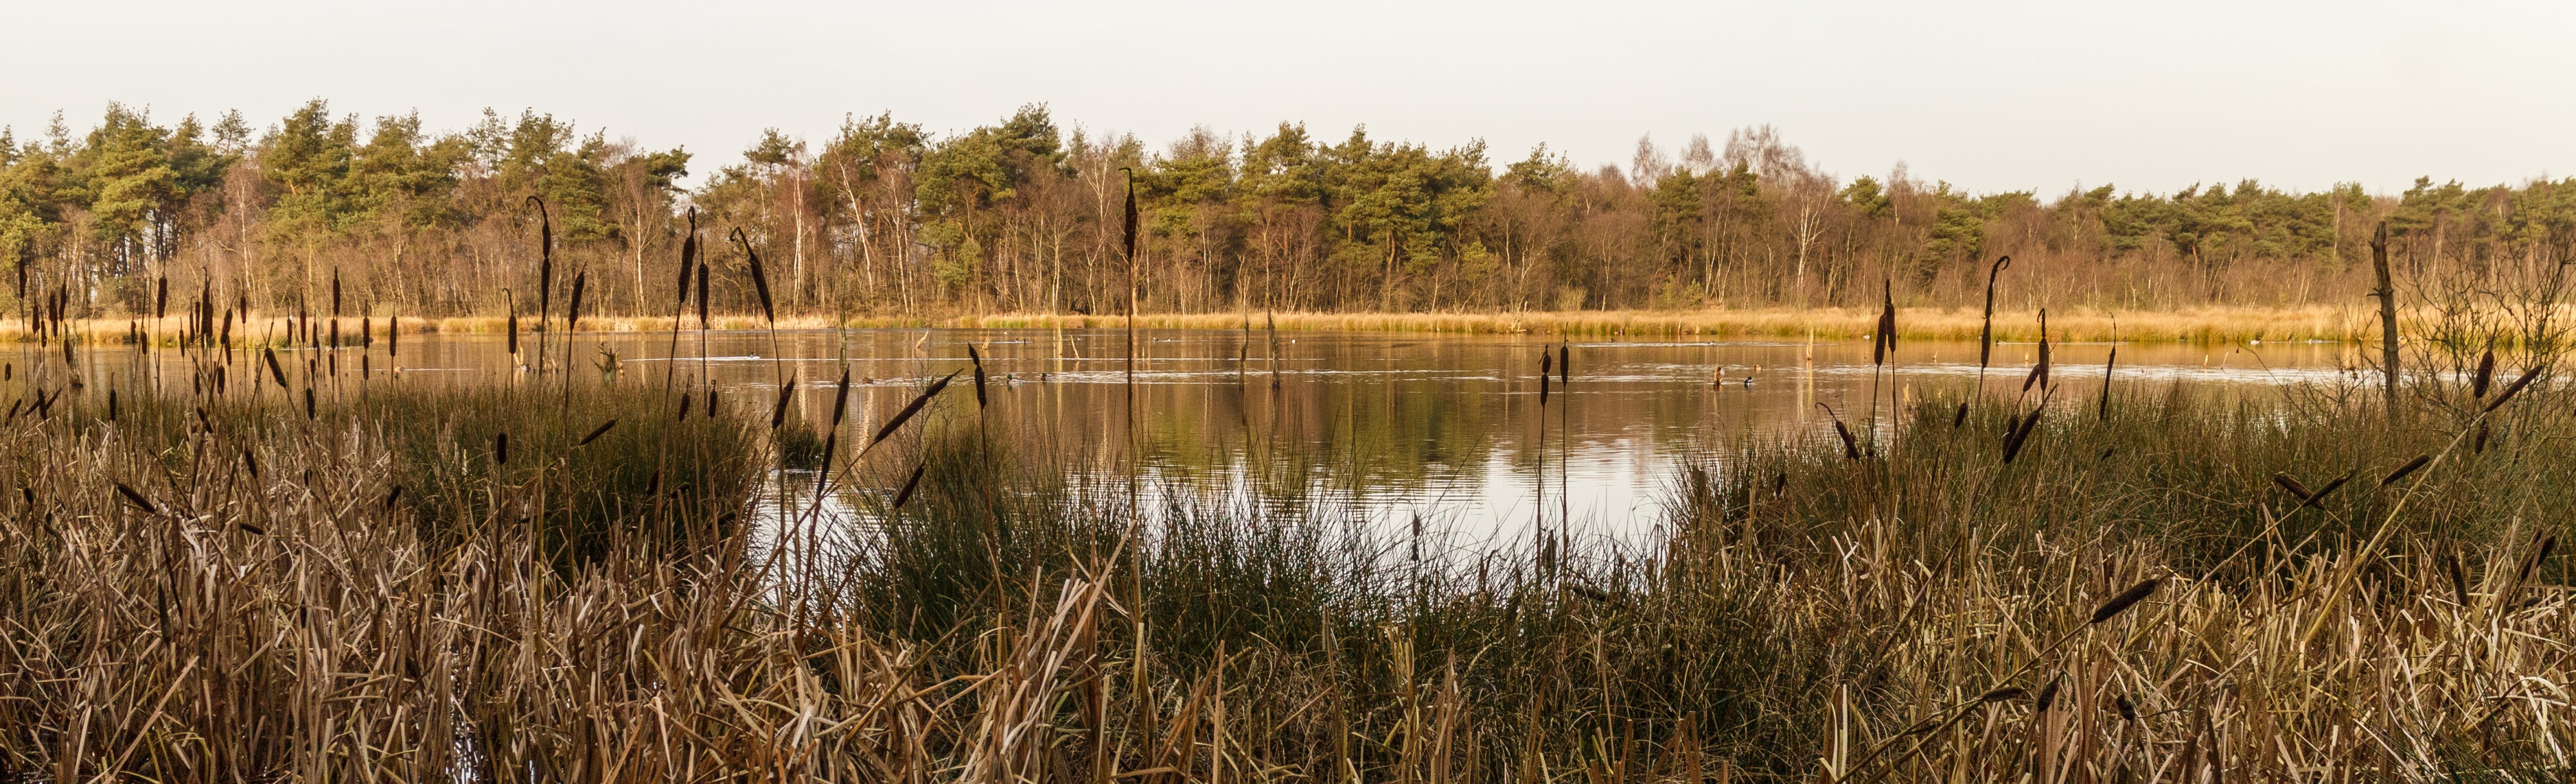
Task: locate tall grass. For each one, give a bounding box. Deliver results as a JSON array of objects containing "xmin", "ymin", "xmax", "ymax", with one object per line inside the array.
[{"xmin": 1, "ymin": 361, "xmax": 2570, "ymax": 779}]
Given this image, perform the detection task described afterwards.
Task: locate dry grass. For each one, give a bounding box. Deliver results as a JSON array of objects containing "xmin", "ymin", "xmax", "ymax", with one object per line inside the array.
[
  {"xmin": 0, "ymin": 304, "xmax": 2391, "ymax": 346},
  {"xmin": 1, "ymin": 340, "xmax": 2570, "ymax": 780},
  {"xmin": 968, "ymin": 305, "xmax": 2398, "ymax": 343}
]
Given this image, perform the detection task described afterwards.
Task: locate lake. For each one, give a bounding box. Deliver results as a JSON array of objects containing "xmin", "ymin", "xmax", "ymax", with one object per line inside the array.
[{"xmin": 39, "ymin": 327, "xmax": 2369, "ymax": 544}]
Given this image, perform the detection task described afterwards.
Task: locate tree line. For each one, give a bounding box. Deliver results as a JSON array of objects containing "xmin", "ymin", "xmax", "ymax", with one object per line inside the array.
[{"xmin": 5, "ymin": 100, "xmax": 2572, "ymax": 321}]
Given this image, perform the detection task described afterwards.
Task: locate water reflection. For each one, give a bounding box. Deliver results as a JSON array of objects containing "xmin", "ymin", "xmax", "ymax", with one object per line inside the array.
[{"xmin": 36, "ymin": 328, "xmax": 2367, "ymax": 541}]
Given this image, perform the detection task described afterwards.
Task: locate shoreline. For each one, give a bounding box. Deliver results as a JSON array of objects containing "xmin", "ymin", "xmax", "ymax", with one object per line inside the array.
[{"xmin": 0, "ymin": 305, "xmax": 2383, "ymax": 346}]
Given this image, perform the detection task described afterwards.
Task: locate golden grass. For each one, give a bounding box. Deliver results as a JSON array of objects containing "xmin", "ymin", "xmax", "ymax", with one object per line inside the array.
[
  {"xmin": 964, "ymin": 305, "xmax": 2385, "ymax": 343},
  {"xmin": 3, "ymin": 305, "xmax": 2385, "ymax": 346},
  {"xmin": 6, "ymin": 381, "xmax": 2573, "ymax": 779}
]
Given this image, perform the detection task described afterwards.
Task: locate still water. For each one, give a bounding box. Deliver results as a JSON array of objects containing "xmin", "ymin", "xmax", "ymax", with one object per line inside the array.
[{"xmin": 44, "ymin": 327, "xmax": 2366, "ymax": 542}]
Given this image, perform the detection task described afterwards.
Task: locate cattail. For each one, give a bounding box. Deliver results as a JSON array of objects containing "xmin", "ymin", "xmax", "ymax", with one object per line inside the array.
[
  {"xmin": 506, "ymin": 290, "xmax": 520, "ymax": 355},
  {"xmin": 2023, "ymin": 309, "xmax": 2052, "ymax": 392},
  {"xmin": 891, "ymin": 461, "xmax": 928, "ymax": 510},
  {"xmin": 2113, "ymin": 694, "xmax": 2137, "ymax": 722},
  {"xmin": 2444, "ymin": 549, "xmax": 2470, "ymax": 605},
  {"xmin": 567, "ymin": 271, "xmax": 587, "ymax": 334},
  {"xmin": 677, "ymin": 207, "xmax": 699, "ymax": 309},
  {"xmin": 810, "ymin": 372, "xmax": 851, "ymax": 495},
  {"xmin": 2485, "ymin": 366, "xmax": 2541, "ymax": 413},
  {"xmin": 303, "ymin": 388, "xmax": 315, "ymax": 419},
  {"xmin": 2273, "ymin": 472, "xmax": 2315, "ymax": 501},
  {"xmin": 968, "ymin": 345, "xmax": 988, "ymax": 408},
  {"xmin": 2474, "ymin": 422, "xmax": 2491, "ymax": 454},
  {"xmin": 388, "ymin": 314, "xmax": 399, "ymax": 357},
  {"xmin": 242, "ymin": 448, "xmax": 260, "ymax": 480},
  {"xmin": 106, "ymin": 389, "xmax": 117, "ymax": 423},
  {"xmin": 383, "ymin": 485, "xmax": 404, "ymax": 510},
  {"xmin": 2295, "ymin": 473, "xmax": 2351, "ymax": 511},
  {"xmin": 696, "ymin": 264, "xmax": 710, "ymax": 328},
  {"xmin": 1121, "ymin": 166, "xmax": 1139, "ymax": 267},
  {"xmin": 2382, "ymin": 454, "xmax": 2432, "ymax": 486},
  {"xmin": 1872, "ymin": 280, "xmax": 1896, "ymax": 365},
  {"xmin": 578, "ymin": 419, "xmax": 618, "ymax": 446},
  {"xmin": 864, "ymin": 370, "xmax": 962, "ymax": 455},
  {"xmin": 1539, "ymin": 348, "xmax": 1553, "ymax": 405},
  {"xmin": 2472, "ymin": 345, "xmax": 2496, "ymax": 398},
  {"xmin": 363, "ymin": 317, "xmax": 372, "ymax": 347},
  {"xmin": 263, "ymin": 348, "xmax": 289, "ymax": 388},
  {"xmin": 155, "ymin": 276, "xmax": 167, "ymax": 321},
  {"xmin": 113, "ymin": 481, "xmax": 158, "ymax": 515},
  {"xmin": 2033, "ymin": 679, "xmax": 2061, "ymax": 712},
  {"xmin": 771, "ymin": 375, "xmax": 798, "ymax": 430},
  {"xmin": 677, "ymin": 388, "xmax": 694, "ymax": 419},
  {"xmin": 829, "ymin": 368, "xmax": 852, "ymax": 426},
  {"xmin": 731, "ymin": 228, "xmax": 776, "ymax": 324},
  {"xmin": 495, "ymin": 432, "xmax": 510, "ymax": 466},
  {"xmin": 331, "ymin": 268, "xmax": 342, "ymax": 318},
  {"xmin": 220, "ymin": 309, "xmax": 231, "ymax": 350},
  {"xmin": 1558, "ymin": 343, "xmax": 1569, "ymax": 385},
  {"xmin": 1978, "ymin": 687, "xmax": 2027, "ymax": 704},
  {"xmin": 2518, "ymin": 534, "xmax": 2557, "ymax": 584},
  {"xmin": 529, "ymin": 196, "xmax": 553, "ymax": 326},
  {"xmin": 706, "ymin": 386, "xmax": 719, "ymax": 419},
  {"xmin": 2001, "ymin": 405, "xmax": 2045, "ymax": 463},
  {"xmin": 1953, "ymin": 401, "xmax": 1969, "ymax": 428},
  {"xmin": 2098, "ymin": 339, "xmax": 2117, "ymax": 419},
  {"xmin": 2090, "ymin": 578, "xmax": 2161, "ymax": 624},
  {"xmin": 1817, "ymin": 403, "xmax": 1859, "ymax": 460}
]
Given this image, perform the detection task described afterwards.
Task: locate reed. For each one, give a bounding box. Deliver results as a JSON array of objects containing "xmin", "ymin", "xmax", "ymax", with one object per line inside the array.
[{"xmin": 5, "ymin": 348, "xmax": 2573, "ymax": 781}]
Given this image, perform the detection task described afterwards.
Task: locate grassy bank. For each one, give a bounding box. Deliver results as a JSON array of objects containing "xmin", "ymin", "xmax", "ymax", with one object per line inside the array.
[
  {"xmin": 3, "ymin": 304, "xmax": 2383, "ymax": 347},
  {"xmin": 2, "ymin": 354, "xmax": 2571, "ymax": 779},
  {"xmin": 965, "ymin": 305, "xmax": 2385, "ymax": 343}
]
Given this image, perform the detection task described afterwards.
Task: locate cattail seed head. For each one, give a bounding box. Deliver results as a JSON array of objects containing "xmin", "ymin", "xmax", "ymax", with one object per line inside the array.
[
  {"xmin": 2472, "ymin": 346, "xmax": 2496, "ymax": 398},
  {"xmin": 2090, "ymin": 578, "xmax": 2161, "ymax": 624},
  {"xmin": 892, "ymin": 461, "xmax": 927, "ymax": 510},
  {"xmin": 2273, "ymin": 473, "xmax": 2315, "ymax": 501},
  {"xmin": 114, "ymin": 481, "xmax": 157, "ymax": 515},
  {"xmin": 771, "ymin": 375, "xmax": 797, "ymax": 430},
  {"xmin": 731, "ymin": 228, "xmax": 776, "ymax": 325},
  {"xmin": 2382, "ymin": 454, "xmax": 2431, "ymax": 487}
]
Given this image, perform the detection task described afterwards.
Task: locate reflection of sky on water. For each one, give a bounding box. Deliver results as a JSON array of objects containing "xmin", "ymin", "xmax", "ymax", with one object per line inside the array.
[{"xmin": 56, "ymin": 327, "xmax": 2358, "ymax": 547}]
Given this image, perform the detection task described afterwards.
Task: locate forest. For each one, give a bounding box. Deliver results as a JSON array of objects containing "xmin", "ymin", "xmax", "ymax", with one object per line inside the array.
[{"xmin": 4, "ymin": 100, "xmax": 2572, "ymax": 321}]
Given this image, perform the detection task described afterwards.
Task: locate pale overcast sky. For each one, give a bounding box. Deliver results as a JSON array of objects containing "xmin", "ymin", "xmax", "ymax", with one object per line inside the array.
[{"xmin": 5, "ymin": 1, "xmax": 2570, "ymax": 196}]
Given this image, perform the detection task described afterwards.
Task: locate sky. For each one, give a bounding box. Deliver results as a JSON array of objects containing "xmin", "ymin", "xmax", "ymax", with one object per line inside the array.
[{"xmin": 5, "ymin": 0, "xmax": 2572, "ymax": 197}]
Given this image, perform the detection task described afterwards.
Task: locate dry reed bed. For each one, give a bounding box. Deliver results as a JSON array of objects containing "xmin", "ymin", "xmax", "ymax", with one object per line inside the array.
[
  {"xmin": 0, "ymin": 304, "xmax": 2412, "ymax": 346},
  {"xmin": 1, "ymin": 373, "xmax": 2571, "ymax": 779},
  {"xmin": 965, "ymin": 305, "xmax": 2388, "ymax": 344}
]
